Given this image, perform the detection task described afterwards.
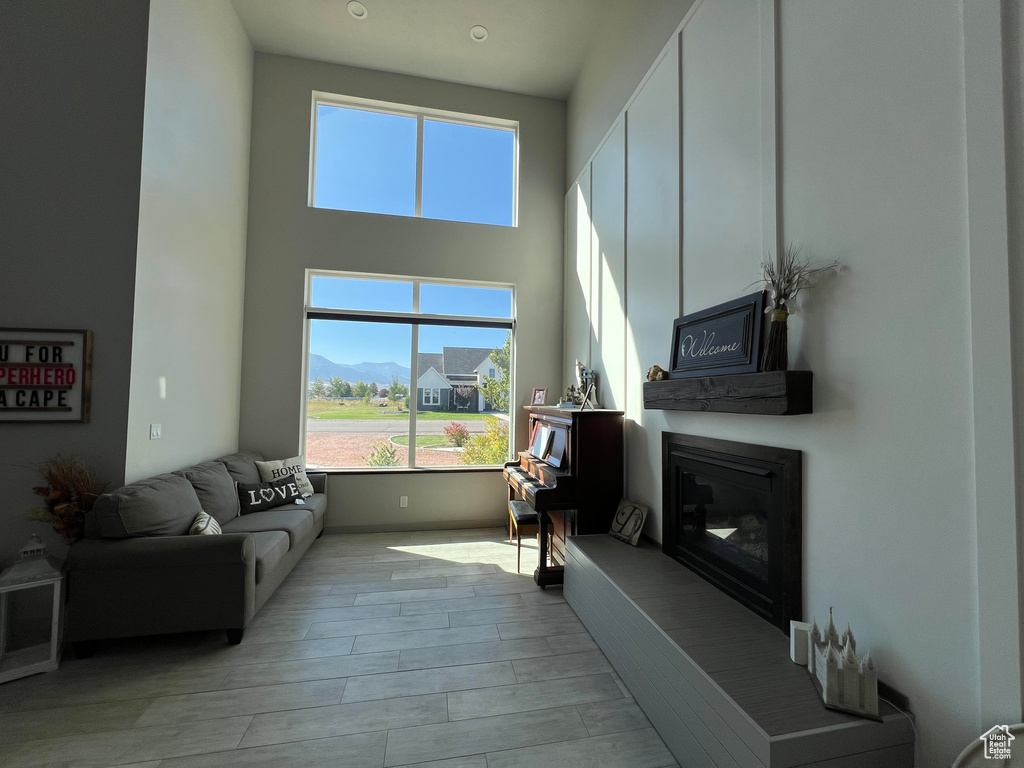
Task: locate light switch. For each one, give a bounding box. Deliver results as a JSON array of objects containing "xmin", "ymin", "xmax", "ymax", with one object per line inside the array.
[{"xmin": 150, "ymin": 423, "xmax": 162, "ymax": 440}]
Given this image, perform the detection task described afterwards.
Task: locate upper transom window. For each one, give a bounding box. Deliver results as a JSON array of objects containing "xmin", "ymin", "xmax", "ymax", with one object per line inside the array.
[{"xmin": 310, "ymin": 93, "xmax": 518, "ymax": 227}]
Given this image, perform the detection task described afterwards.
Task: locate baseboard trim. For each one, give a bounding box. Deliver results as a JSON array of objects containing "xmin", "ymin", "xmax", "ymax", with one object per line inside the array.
[{"xmin": 324, "ymin": 518, "xmax": 505, "ymax": 535}]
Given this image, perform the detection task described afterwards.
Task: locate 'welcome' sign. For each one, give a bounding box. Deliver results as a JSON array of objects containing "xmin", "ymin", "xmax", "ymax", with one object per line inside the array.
[
  {"xmin": 0, "ymin": 328, "xmax": 92, "ymax": 422},
  {"xmin": 669, "ymin": 292, "xmax": 765, "ymax": 379}
]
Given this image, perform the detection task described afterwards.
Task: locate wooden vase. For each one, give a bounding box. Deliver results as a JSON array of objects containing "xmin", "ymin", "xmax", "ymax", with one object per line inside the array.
[{"xmin": 761, "ymin": 308, "xmax": 790, "ymax": 372}]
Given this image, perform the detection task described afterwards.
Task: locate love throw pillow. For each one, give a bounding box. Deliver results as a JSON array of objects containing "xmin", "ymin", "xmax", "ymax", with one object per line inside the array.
[
  {"xmin": 255, "ymin": 456, "xmax": 314, "ymax": 497},
  {"xmin": 237, "ymin": 475, "xmax": 303, "ymax": 514}
]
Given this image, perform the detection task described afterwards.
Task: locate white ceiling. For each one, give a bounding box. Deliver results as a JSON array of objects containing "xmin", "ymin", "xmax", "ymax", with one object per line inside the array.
[{"xmin": 230, "ymin": 0, "xmax": 610, "ymax": 100}]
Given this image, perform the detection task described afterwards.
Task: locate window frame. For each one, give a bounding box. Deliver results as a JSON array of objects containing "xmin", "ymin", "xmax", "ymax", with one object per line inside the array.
[
  {"xmin": 308, "ymin": 92, "xmax": 520, "ymax": 227},
  {"xmin": 301, "ymin": 269, "xmax": 516, "ymax": 473}
]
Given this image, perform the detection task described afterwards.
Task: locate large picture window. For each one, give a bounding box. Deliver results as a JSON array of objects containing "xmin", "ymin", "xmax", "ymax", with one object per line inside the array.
[
  {"xmin": 310, "ymin": 93, "xmax": 518, "ymax": 227},
  {"xmin": 304, "ymin": 272, "xmax": 515, "ymax": 470}
]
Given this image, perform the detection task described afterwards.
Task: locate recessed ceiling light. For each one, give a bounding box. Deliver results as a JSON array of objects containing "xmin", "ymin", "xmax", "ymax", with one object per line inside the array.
[
  {"xmin": 347, "ymin": 1, "xmax": 368, "ymax": 20},
  {"xmin": 470, "ymin": 25, "xmax": 488, "ymax": 42}
]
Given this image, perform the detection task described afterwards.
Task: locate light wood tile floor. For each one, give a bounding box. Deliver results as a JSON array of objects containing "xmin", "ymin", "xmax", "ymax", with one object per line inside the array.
[{"xmin": 0, "ymin": 528, "xmax": 677, "ymax": 768}]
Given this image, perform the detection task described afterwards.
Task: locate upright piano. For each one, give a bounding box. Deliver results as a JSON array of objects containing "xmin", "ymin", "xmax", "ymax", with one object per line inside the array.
[{"xmin": 503, "ymin": 406, "xmax": 624, "ymax": 587}]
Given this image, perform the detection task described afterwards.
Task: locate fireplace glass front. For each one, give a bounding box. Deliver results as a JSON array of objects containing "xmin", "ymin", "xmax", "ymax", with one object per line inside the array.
[{"xmin": 664, "ymin": 433, "xmax": 801, "ymax": 632}]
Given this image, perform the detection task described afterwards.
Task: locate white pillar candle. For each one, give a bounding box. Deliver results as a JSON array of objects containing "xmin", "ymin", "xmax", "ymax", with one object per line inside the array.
[{"xmin": 790, "ymin": 620, "xmax": 811, "ymax": 666}]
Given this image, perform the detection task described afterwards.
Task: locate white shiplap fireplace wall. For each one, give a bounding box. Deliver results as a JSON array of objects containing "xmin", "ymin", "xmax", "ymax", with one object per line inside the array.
[{"xmin": 563, "ymin": 1, "xmax": 1024, "ymax": 765}]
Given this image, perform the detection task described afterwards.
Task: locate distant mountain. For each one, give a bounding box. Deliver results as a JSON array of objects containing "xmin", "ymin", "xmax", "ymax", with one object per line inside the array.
[{"xmin": 308, "ymin": 354, "xmax": 410, "ymax": 387}]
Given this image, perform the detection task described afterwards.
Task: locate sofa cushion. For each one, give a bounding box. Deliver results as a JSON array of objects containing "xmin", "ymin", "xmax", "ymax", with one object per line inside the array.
[
  {"xmin": 221, "ymin": 508, "xmax": 314, "ymax": 548},
  {"xmin": 175, "ymin": 461, "xmax": 240, "ymax": 525},
  {"xmin": 267, "ymin": 494, "xmax": 326, "ymax": 531},
  {"xmin": 237, "ymin": 475, "xmax": 303, "ymax": 515},
  {"xmin": 251, "ymin": 531, "xmax": 289, "ymax": 584},
  {"xmin": 93, "ymin": 474, "xmax": 202, "ymax": 538},
  {"xmin": 301, "ymin": 493, "xmax": 327, "ymax": 529},
  {"xmin": 256, "ymin": 456, "xmax": 315, "ymax": 497},
  {"xmin": 215, "ymin": 450, "xmax": 264, "ymax": 486}
]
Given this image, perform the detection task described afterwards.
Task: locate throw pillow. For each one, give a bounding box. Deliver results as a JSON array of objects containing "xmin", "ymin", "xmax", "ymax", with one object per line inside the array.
[
  {"xmin": 255, "ymin": 456, "xmax": 314, "ymax": 497},
  {"xmin": 609, "ymin": 499, "xmax": 649, "ymax": 546},
  {"xmin": 93, "ymin": 474, "xmax": 203, "ymax": 538},
  {"xmin": 174, "ymin": 461, "xmax": 240, "ymax": 525},
  {"xmin": 190, "ymin": 510, "xmax": 222, "ymax": 535},
  {"xmin": 237, "ymin": 474, "xmax": 303, "ymax": 515}
]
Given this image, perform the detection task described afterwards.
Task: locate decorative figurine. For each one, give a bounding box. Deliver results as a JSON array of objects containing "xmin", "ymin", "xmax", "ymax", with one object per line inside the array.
[
  {"xmin": 646, "ymin": 364, "xmax": 668, "ymax": 381},
  {"xmin": 805, "ymin": 608, "xmax": 879, "ymax": 719},
  {"xmin": 574, "ymin": 360, "xmax": 599, "ymax": 408},
  {"xmin": 560, "ymin": 385, "xmax": 583, "ymax": 407}
]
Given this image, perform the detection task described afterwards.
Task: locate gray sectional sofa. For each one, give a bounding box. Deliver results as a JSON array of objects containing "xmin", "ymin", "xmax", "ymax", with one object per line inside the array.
[{"xmin": 65, "ymin": 451, "xmax": 326, "ymax": 655}]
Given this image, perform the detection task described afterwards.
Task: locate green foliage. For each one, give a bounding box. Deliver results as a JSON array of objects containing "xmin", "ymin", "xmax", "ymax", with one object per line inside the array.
[
  {"xmin": 389, "ymin": 376, "xmax": 409, "ymax": 401},
  {"xmin": 309, "ymin": 377, "xmax": 328, "ymax": 399},
  {"xmin": 353, "ymin": 380, "xmax": 369, "ymax": 397},
  {"xmin": 365, "ymin": 440, "xmax": 399, "ymax": 466},
  {"xmin": 479, "ymin": 333, "xmax": 511, "ymax": 412},
  {"xmin": 369, "ymin": 382, "xmax": 379, "ymax": 397},
  {"xmin": 444, "ymin": 421, "xmax": 471, "ymax": 447},
  {"xmin": 461, "ymin": 417, "xmax": 509, "ymax": 465},
  {"xmin": 328, "ymin": 377, "xmax": 352, "ymax": 398}
]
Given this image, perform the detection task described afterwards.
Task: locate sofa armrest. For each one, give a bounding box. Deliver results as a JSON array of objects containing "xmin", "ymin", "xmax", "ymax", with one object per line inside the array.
[
  {"xmin": 308, "ymin": 471, "xmax": 327, "ymax": 495},
  {"xmin": 67, "ymin": 533, "xmax": 255, "ymax": 571},
  {"xmin": 65, "ymin": 534, "xmax": 257, "ymax": 642}
]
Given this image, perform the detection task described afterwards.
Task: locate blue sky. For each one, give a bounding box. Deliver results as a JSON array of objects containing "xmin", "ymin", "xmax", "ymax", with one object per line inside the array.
[
  {"xmin": 314, "ymin": 105, "xmax": 514, "ymax": 226},
  {"xmin": 310, "ymin": 278, "xmax": 512, "ymax": 366}
]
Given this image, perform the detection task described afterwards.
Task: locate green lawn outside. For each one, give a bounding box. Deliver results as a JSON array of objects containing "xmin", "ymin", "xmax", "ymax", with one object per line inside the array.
[
  {"xmin": 309, "ymin": 405, "xmax": 494, "ymax": 421},
  {"xmin": 390, "ymin": 435, "xmax": 450, "ymax": 448}
]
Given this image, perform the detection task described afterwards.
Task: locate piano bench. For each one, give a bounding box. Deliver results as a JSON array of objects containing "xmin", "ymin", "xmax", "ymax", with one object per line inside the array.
[{"xmin": 508, "ymin": 500, "xmax": 540, "ymax": 574}]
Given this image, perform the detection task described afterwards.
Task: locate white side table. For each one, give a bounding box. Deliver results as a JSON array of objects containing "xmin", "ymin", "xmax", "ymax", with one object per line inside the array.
[{"xmin": 0, "ymin": 536, "xmax": 64, "ymax": 684}]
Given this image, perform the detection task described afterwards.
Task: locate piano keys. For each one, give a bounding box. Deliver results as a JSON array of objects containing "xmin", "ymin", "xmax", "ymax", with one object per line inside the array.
[{"xmin": 503, "ymin": 406, "xmax": 624, "ymax": 587}]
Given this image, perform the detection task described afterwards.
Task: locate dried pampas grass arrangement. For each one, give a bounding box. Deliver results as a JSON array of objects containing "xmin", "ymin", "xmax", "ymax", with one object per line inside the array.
[
  {"xmin": 26, "ymin": 456, "xmax": 101, "ymax": 545},
  {"xmin": 755, "ymin": 245, "xmax": 841, "ymax": 371}
]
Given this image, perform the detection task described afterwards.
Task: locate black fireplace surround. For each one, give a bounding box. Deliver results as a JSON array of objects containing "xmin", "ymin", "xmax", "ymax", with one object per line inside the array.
[{"xmin": 662, "ymin": 432, "xmax": 801, "ymax": 632}]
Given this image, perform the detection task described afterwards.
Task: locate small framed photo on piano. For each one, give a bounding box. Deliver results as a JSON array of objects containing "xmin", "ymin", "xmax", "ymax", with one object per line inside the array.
[{"xmin": 531, "ymin": 387, "xmax": 548, "ymax": 405}]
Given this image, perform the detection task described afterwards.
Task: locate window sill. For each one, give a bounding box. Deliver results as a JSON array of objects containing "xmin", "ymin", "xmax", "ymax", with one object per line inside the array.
[{"xmin": 313, "ymin": 466, "xmax": 506, "ymax": 476}]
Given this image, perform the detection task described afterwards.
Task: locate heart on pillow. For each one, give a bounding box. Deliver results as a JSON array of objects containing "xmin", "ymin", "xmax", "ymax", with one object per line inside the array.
[{"xmin": 236, "ymin": 474, "xmax": 303, "ymax": 515}]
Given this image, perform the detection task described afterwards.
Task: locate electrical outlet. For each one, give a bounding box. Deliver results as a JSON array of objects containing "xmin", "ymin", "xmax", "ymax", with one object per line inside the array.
[
  {"xmin": 149, "ymin": 423, "xmax": 162, "ymax": 440},
  {"xmin": 400, "ymin": 496, "xmax": 408, "ymax": 508}
]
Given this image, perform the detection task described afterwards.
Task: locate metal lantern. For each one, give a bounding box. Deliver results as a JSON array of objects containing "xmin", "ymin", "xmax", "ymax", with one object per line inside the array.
[{"xmin": 0, "ymin": 535, "xmax": 64, "ymax": 684}]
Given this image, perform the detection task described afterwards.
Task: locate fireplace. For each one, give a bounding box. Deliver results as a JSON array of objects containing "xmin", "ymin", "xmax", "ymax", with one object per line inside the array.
[{"xmin": 662, "ymin": 432, "xmax": 801, "ymax": 632}]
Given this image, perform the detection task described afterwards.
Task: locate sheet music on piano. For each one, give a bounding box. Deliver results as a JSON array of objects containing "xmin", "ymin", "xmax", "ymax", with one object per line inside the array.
[{"xmin": 504, "ymin": 406, "xmax": 624, "ymax": 587}]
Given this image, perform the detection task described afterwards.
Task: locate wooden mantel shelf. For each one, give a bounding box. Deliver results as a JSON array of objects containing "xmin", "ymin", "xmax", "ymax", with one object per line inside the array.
[{"xmin": 643, "ymin": 370, "xmax": 813, "ymax": 415}]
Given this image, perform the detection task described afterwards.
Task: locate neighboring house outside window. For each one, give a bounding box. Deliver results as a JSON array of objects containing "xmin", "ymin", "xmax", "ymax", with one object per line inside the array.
[{"xmin": 304, "ymin": 271, "xmax": 514, "ymax": 470}]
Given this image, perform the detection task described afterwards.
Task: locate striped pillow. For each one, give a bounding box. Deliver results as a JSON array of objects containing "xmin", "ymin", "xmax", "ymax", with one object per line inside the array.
[{"xmin": 190, "ymin": 509, "xmax": 222, "ymax": 536}]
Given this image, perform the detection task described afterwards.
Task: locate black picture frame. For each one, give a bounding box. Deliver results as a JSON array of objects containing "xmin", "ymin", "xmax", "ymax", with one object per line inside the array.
[
  {"xmin": 668, "ymin": 291, "xmax": 766, "ymax": 379},
  {"xmin": 0, "ymin": 328, "xmax": 93, "ymax": 422}
]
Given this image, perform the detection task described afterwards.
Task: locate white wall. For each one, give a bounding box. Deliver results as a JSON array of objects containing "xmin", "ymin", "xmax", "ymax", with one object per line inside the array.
[
  {"xmin": 126, "ymin": 0, "xmax": 254, "ymax": 481},
  {"xmin": 565, "ymin": 0, "xmax": 1022, "ymax": 764},
  {"xmin": 0, "ymin": 0, "xmax": 150, "ymax": 566},
  {"xmin": 240, "ymin": 54, "xmax": 566, "ymax": 530},
  {"xmin": 567, "ymin": 0, "xmax": 696, "ymax": 184},
  {"xmin": 1003, "ymin": 0, "xmax": 1024, "ymax": 718}
]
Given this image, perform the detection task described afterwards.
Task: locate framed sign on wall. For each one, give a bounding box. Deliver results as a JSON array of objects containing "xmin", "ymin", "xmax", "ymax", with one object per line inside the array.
[
  {"xmin": 0, "ymin": 329, "xmax": 93, "ymax": 422},
  {"xmin": 669, "ymin": 292, "xmax": 766, "ymax": 379}
]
